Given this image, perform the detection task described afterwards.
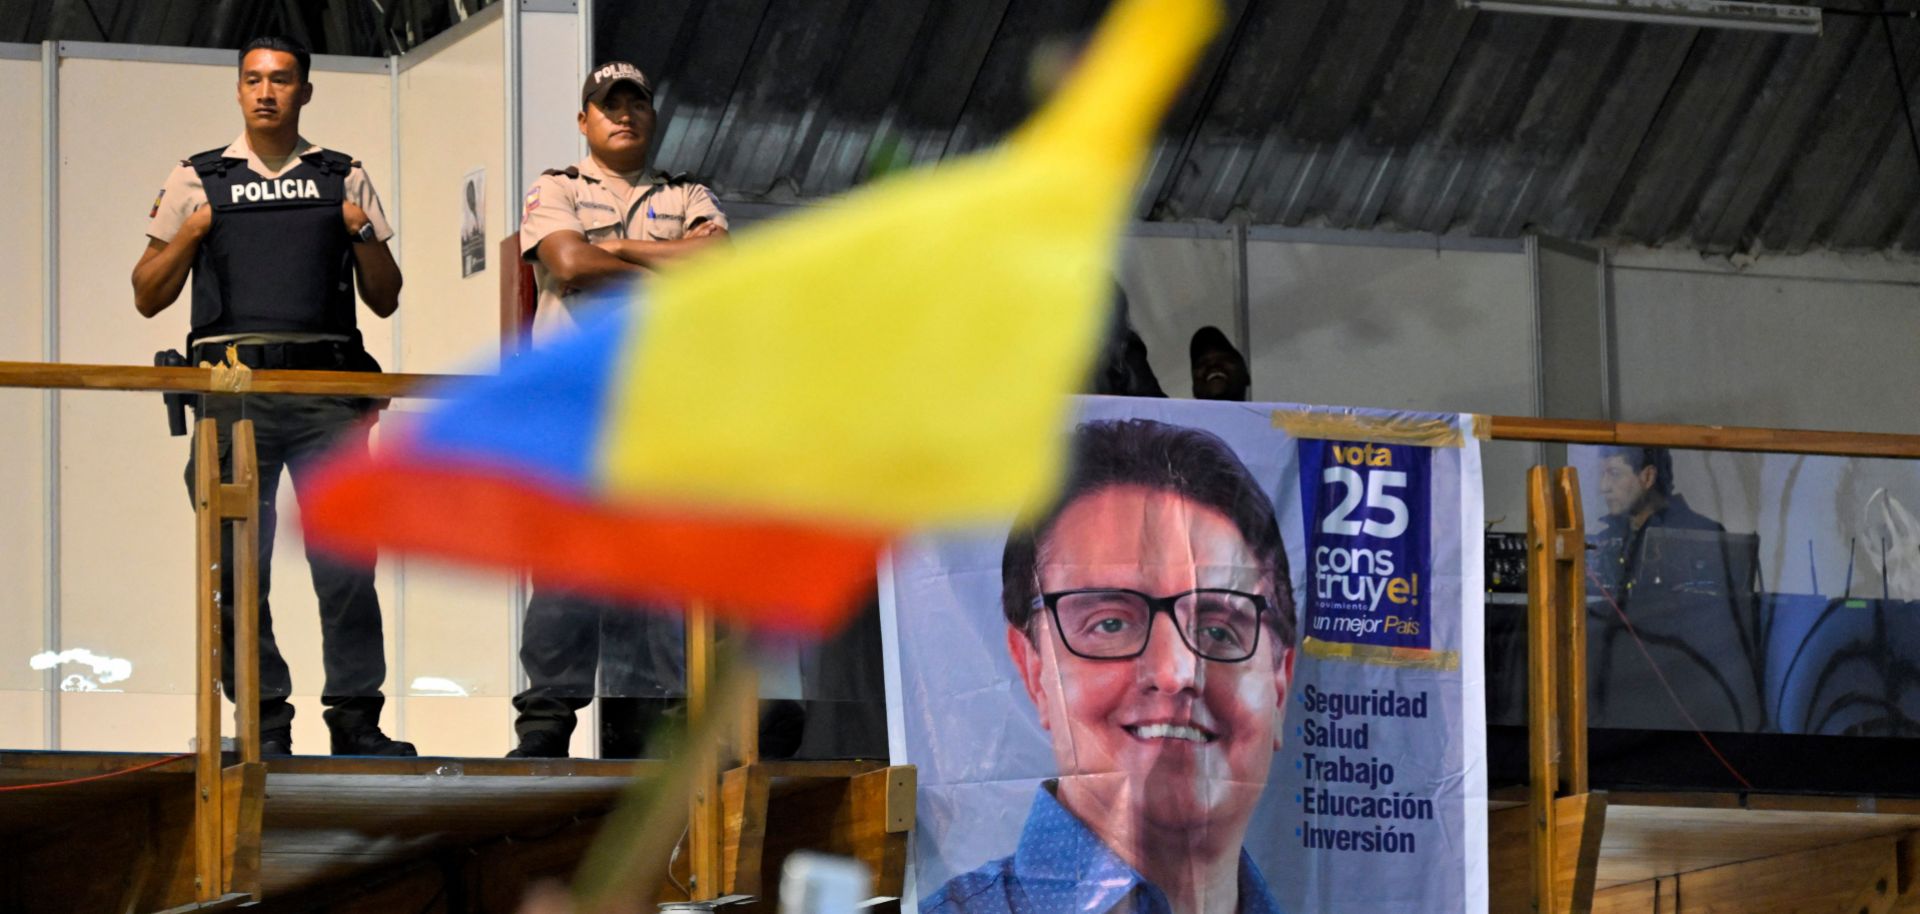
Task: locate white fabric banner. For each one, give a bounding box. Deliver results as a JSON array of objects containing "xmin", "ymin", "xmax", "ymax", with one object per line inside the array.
[{"xmin": 885, "ymin": 396, "xmax": 1486, "ymax": 914}]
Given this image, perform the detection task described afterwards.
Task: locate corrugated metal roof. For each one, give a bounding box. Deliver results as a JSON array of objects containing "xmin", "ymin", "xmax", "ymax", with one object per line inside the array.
[{"xmin": 600, "ymin": 0, "xmax": 1920, "ymax": 255}]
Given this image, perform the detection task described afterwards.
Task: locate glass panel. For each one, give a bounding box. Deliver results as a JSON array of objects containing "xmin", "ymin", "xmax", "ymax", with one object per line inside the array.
[
  {"xmin": 1480, "ymin": 439, "xmax": 1538, "ymax": 732},
  {"xmin": 1570, "ymin": 444, "xmax": 1920, "ymax": 738}
]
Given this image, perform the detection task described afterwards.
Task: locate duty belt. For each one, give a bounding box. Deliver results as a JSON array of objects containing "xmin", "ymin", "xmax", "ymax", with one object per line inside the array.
[{"xmin": 190, "ymin": 339, "xmax": 366, "ymax": 371}]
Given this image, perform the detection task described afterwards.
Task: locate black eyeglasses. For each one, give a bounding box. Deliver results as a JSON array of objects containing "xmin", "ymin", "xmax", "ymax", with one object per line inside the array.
[{"xmin": 1036, "ymin": 588, "xmax": 1271, "ymax": 663}]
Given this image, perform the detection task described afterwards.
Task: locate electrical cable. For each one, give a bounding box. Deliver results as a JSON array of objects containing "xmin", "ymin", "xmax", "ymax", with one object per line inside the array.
[
  {"xmin": 0, "ymin": 752, "xmax": 194, "ymax": 793},
  {"xmin": 1588, "ymin": 570, "xmax": 1757, "ymax": 791}
]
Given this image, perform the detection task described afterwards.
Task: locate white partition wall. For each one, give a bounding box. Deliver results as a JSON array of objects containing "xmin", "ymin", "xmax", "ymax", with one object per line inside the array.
[
  {"xmin": 1119, "ymin": 231, "xmax": 1240, "ymax": 399},
  {"xmin": 1610, "ymin": 248, "xmax": 1920, "ymax": 435},
  {"xmin": 0, "ymin": 47, "xmax": 48, "ymax": 749},
  {"xmin": 1245, "ymin": 233, "xmax": 1539, "ymax": 530},
  {"xmin": 393, "ymin": 7, "xmax": 518, "ymax": 756}
]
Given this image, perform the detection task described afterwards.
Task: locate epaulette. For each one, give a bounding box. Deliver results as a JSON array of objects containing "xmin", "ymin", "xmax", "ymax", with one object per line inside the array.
[
  {"xmin": 541, "ymin": 166, "xmax": 585, "ymax": 181},
  {"xmin": 310, "ymin": 149, "xmax": 357, "ymax": 176},
  {"xmin": 185, "ymin": 148, "xmax": 240, "ymax": 177}
]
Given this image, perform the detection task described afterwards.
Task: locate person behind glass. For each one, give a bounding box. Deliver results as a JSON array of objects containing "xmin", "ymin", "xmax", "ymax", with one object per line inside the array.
[
  {"xmin": 130, "ymin": 36, "xmax": 410, "ymax": 757},
  {"xmin": 1189, "ymin": 326, "xmax": 1249, "ymax": 402},
  {"xmin": 507, "ymin": 61, "xmax": 730, "ymax": 759},
  {"xmin": 1591, "ymin": 446, "xmax": 1725, "ymax": 596},
  {"xmin": 924, "ymin": 419, "xmax": 1296, "ymax": 914}
]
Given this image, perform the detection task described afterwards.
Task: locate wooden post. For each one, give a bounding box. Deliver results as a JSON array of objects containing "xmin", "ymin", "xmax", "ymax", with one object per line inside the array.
[
  {"xmin": 228, "ymin": 421, "xmax": 261, "ymax": 765},
  {"xmin": 1525, "ymin": 467, "xmax": 1561, "ymax": 913},
  {"xmin": 192, "ymin": 418, "xmax": 225, "ymax": 901},
  {"xmin": 687, "ymin": 606, "xmax": 724, "ymax": 900},
  {"xmin": 1526, "ymin": 466, "xmax": 1600, "ymax": 913},
  {"xmin": 1553, "ymin": 468, "xmax": 1588, "ymax": 796}
]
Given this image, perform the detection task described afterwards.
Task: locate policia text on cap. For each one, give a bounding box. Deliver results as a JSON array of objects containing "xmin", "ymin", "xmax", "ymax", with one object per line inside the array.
[{"xmin": 128, "ymin": 37, "xmax": 413, "ymax": 758}]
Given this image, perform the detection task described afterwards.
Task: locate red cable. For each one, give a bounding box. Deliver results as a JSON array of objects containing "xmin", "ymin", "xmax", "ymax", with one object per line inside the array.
[
  {"xmin": 0, "ymin": 752, "xmax": 196, "ymax": 793},
  {"xmin": 1587, "ymin": 569, "xmax": 1756, "ymax": 791}
]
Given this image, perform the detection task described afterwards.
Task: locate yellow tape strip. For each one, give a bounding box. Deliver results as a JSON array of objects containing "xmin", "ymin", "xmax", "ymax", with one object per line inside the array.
[
  {"xmin": 196, "ymin": 344, "xmax": 254, "ymax": 393},
  {"xmin": 1271, "ymin": 409, "xmax": 1484, "ymax": 448},
  {"xmin": 1299, "ymin": 636, "xmax": 1461, "ymax": 671}
]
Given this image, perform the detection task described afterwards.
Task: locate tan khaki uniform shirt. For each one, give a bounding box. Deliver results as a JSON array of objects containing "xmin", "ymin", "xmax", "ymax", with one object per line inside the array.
[
  {"xmin": 518, "ymin": 156, "xmax": 727, "ymax": 345},
  {"xmin": 147, "ymin": 134, "xmax": 394, "ymax": 346}
]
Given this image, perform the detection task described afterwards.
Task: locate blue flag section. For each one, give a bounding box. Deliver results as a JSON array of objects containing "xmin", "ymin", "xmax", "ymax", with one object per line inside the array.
[
  {"xmin": 884, "ymin": 398, "xmax": 1487, "ymax": 914},
  {"xmin": 1300, "ymin": 441, "xmax": 1433, "ymax": 652}
]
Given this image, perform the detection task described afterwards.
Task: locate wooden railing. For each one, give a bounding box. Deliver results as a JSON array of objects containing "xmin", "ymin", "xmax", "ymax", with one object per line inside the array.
[{"xmin": 11, "ymin": 361, "xmax": 1920, "ymax": 459}]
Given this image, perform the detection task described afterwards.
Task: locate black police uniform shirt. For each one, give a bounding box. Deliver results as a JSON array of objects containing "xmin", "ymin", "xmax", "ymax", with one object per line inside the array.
[{"xmin": 147, "ymin": 134, "xmax": 394, "ymax": 347}]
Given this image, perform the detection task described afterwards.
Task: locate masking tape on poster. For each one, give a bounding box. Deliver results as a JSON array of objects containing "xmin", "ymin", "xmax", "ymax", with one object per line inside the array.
[
  {"xmin": 1299, "ymin": 636, "xmax": 1461, "ymax": 671},
  {"xmin": 1271, "ymin": 409, "xmax": 1488, "ymax": 448}
]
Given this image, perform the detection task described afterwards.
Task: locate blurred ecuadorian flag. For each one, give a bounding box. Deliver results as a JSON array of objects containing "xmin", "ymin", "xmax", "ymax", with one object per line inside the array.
[{"xmin": 303, "ymin": 0, "xmax": 1221, "ymax": 635}]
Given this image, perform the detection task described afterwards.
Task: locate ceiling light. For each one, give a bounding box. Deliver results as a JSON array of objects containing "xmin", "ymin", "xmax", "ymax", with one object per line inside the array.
[{"xmin": 1458, "ymin": 0, "xmax": 1822, "ymax": 35}]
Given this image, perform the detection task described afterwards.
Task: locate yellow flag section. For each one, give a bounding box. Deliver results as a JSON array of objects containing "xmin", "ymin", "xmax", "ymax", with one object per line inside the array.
[{"xmin": 599, "ymin": 0, "xmax": 1222, "ymax": 528}]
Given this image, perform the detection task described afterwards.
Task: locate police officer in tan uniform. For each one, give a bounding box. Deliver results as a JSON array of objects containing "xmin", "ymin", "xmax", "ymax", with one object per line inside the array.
[
  {"xmin": 131, "ymin": 36, "xmax": 412, "ymax": 758},
  {"xmin": 508, "ymin": 61, "xmax": 729, "ymax": 758},
  {"xmin": 519, "ymin": 61, "xmax": 729, "ymax": 345}
]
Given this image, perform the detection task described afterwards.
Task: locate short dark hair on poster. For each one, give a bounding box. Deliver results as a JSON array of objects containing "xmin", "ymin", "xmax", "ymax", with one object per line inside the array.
[
  {"xmin": 1002, "ymin": 418, "xmax": 1296, "ymax": 648},
  {"xmin": 240, "ymin": 36, "xmax": 311, "ymax": 83}
]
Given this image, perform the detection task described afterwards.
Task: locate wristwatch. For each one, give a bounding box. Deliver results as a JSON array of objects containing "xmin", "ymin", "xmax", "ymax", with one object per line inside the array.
[{"xmin": 352, "ymin": 221, "xmax": 377, "ymax": 244}]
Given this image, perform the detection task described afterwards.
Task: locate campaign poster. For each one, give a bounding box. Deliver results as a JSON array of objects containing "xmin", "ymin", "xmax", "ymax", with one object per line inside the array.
[
  {"xmin": 460, "ymin": 166, "xmax": 486, "ymax": 277},
  {"xmin": 883, "ymin": 397, "xmax": 1486, "ymax": 913}
]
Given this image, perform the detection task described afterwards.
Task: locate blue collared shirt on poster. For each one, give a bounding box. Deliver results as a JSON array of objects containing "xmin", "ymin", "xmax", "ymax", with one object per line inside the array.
[{"xmin": 921, "ymin": 784, "xmax": 1285, "ymax": 914}]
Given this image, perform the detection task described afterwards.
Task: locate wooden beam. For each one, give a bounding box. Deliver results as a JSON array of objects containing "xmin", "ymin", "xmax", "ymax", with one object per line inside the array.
[
  {"xmin": 849, "ymin": 766, "xmax": 915, "ymax": 899},
  {"xmin": 1525, "ymin": 466, "xmax": 1562, "ymax": 913},
  {"xmin": 1487, "ymin": 414, "xmax": 1920, "ymax": 459},
  {"xmin": 1604, "ymin": 833, "xmax": 1905, "ymax": 913},
  {"xmin": 721, "ymin": 763, "xmax": 771, "ymax": 897},
  {"xmin": 10, "ymin": 361, "xmax": 1920, "ymax": 459},
  {"xmin": 1897, "ymin": 833, "xmax": 1919, "ymax": 912},
  {"xmin": 1488, "ymin": 803, "xmax": 1532, "ymax": 913},
  {"xmin": 220, "ymin": 762, "xmax": 266, "ymax": 898},
  {"xmin": 687, "ymin": 607, "xmax": 724, "ymax": 900},
  {"xmin": 756, "ymin": 765, "xmax": 918, "ymax": 905},
  {"xmin": 1552, "ymin": 468, "xmax": 1588, "ymax": 797},
  {"xmin": 192, "ymin": 418, "xmax": 225, "ymax": 903},
  {"xmin": 0, "ymin": 360, "xmax": 457, "ymax": 398},
  {"xmin": 1553, "ymin": 792, "xmax": 1606, "ymax": 914},
  {"xmin": 230, "ymin": 421, "xmax": 260, "ymax": 766}
]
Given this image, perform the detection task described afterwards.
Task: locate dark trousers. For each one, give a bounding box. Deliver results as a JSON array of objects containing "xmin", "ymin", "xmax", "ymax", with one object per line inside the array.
[
  {"xmin": 184, "ymin": 394, "xmax": 388, "ymax": 735},
  {"xmin": 512, "ymin": 586, "xmax": 686, "ymax": 746}
]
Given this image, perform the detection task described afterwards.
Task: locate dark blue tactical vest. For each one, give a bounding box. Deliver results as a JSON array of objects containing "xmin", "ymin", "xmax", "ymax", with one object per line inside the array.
[{"xmin": 187, "ymin": 147, "xmax": 358, "ymax": 344}]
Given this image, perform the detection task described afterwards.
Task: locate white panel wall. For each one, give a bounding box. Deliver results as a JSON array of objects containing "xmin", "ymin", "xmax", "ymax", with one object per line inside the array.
[
  {"xmin": 1118, "ymin": 233, "xmax": 1239, "ymax": 399},
  {"xmin": 0, "ymin": 53, "xmax": 47, "ymax": 749},
  {"xmin": 396, "ymin": 17, "xmax": 507, "ymax": 376},
  {"xmin": 1610, "ymin": 249, "xmax": 1920, "ymax": 435},
  {"xmin": 1245, "ymin": 239, "xmax": 1539, "ymax": 529},
  {"xmin": 53, "ymin": 54, "xmax": 395, "ymax": 751},
  {"xmin": 394, "ymin": 14, "xmax": 516, "ymax": 757}
]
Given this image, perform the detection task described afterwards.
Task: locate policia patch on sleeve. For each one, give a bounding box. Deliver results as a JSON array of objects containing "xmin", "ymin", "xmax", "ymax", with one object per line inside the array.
[{"xmin": 150, "ymin": 188, "xmax": 165, "ymax": 218}]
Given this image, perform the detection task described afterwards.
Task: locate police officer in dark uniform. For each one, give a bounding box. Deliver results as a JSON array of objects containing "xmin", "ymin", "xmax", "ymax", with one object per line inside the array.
[{"xmin": 131, "ymin": 36, "xmax": 412, "ymax": 757}]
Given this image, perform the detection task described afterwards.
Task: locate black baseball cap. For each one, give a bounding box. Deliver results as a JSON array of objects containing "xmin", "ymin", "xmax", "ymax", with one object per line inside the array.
[
  {"xmin": 1190, "ymin": 325, "xmax": 1241, "ymax": 362},
  {"xmin": 582, "ymin": 61, "xmax": 654, "ymax": 109}
]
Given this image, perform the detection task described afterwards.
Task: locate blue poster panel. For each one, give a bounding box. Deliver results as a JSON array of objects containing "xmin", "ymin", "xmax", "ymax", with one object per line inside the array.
[{"xmin": 885, "ymin": 397, "xmax": 1486, "ymax": 914}]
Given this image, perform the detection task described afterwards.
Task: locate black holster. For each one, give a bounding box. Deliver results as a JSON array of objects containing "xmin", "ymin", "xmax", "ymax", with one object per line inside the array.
[{"xmin": 155, "ymin": 349, "xmax": 189, "ymax": 436}]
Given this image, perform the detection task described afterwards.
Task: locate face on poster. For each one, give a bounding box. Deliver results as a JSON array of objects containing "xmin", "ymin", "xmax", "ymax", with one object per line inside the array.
[{"xmin": 889, "ymin": 397, "xmax": 1485, "ymax": 914}]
